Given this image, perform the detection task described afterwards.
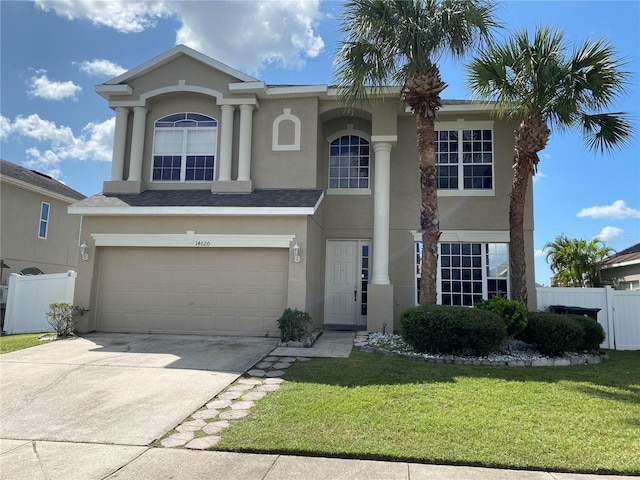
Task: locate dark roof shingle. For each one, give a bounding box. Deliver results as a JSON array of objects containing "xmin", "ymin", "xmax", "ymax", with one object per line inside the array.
[
  {"xmin": 1, "ymin": 159, "xmax": 86, "ymax": 201},
  {"xmin": 72, "ymin": 189, "xmax": 323, "ymax": 209},
  {"xmin": 602, "ymin": 242, "xmax": 640, "ymax": 266}
]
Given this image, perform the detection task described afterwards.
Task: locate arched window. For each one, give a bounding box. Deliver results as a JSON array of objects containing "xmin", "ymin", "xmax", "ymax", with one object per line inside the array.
[
  {"xmin": 328, "ymin": 135, "xmax": 370, "ymax": 189},
  {"xmin": 152, "ymin": 113, "xmax": 218, "ymax": 182}
]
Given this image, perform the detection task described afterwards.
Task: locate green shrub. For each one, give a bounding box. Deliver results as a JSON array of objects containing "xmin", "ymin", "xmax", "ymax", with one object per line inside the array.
[
  {"xmin": 400, "ymin": 304, "xmax": 506, "ymax": 356},
  {"xmin": 276, "ymin": 308, "xmax": 313, "ymax": 342},
  {"xmin": 572, "ymin": 315, "xmax": 605, "ymax": 352},
  {"xmin": 523, "ymin": 313, "xmax": 583, "ymax": 356},
  {"xmin": 523, "ymin": 312, "xmax": 606, "ymax": 355},
  {"xmin": 474, "ymin": 296, "xmax": 528, "ymax": 338},
  {"xmin": 46, "ymin": 303, "xmax": 88, "ymax": 337}
]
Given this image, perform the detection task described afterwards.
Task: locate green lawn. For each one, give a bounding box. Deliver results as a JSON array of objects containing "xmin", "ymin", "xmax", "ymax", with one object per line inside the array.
[
  {"xmin": 0, "ymin": 333, "xmax": 53, "ymax": 354},
  {"xmin": 215, "ymin": 349, "xmax": 640, "ymax": 474}
]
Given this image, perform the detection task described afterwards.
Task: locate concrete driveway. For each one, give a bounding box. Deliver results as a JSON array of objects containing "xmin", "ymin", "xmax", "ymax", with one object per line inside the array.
[{"xmin": 0, "ymin": 333, "xmax": 278, "ymax": 446}]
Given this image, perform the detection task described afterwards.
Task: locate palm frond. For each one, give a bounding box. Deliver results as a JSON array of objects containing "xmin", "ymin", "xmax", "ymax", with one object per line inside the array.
[
  {"xmin": 581, "ymin": 112, "xmax": 635, "ymax": 152},
  {"xmin": 466, "ymin": 24, "xmax": 634, "ymax": 154},
  {"xmin": 334, "ymin": 0, "xmax": 499, "ymax": 108}
]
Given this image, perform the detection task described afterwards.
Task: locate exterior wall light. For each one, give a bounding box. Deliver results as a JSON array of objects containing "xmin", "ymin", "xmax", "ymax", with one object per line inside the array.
[
  {"xmin": 80, "ymin": 242, "xmax": 89, "ymax": 261},
  {"xmin": 292, "ymin": 242, "xmax": 301, "ymax": 263}
]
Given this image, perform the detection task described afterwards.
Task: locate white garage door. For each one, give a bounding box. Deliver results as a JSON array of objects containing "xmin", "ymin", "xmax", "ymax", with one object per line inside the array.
[{"xmin": 96, "ymin": 247, "xmax": 288, "ymax": 336}]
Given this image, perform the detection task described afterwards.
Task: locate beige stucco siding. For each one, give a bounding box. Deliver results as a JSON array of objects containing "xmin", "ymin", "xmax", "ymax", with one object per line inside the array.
[
  {"xmin": 252, "ymin": 97, "xmax": 319, "ymax": 189},
  {"xmin": 109, "ymin": 55, "xmax": 240, "ymax": 104},
  {"xmin": 0, "ymin": 180, "xmax": 80, "ymax": 277}
]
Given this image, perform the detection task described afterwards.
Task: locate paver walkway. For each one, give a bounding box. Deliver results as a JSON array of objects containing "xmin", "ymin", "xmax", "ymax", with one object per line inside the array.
[
  {"xmin": 160, "ymin": 331, "xmax": 364, "ymax": 450},
  {"xmin": 160, "ymin": 355, "xmax": 312, "ymax": 450}
]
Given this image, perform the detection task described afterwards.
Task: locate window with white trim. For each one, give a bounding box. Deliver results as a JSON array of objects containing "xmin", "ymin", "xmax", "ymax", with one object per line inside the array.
[
  {"xmin": 38, "ymin": 202, "xmax": 50, "ymax": 239},
  {"xmin": 435, "ymin": 128, "xmax": 493, "ymax": 190},
  {"xmin": 415, "ymin": 241, "xmax": 509, "ymax": 306},
  {"xmin": 152, "ymin": 113, "xmax": 217, "ymax": 182},
  {"xmin": 329, "ymin": 135, "xmax": 370, "ymax": 189}
]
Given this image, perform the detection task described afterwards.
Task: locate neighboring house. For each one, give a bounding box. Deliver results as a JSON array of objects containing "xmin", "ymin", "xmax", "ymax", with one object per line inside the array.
[
  {"xmin": 69, "ymin": 45, "xmax": 536, "ymax": 336},
  {"xmin": 0, "ymin": 158, "xmax": 86, "ymax": 283},
  {"xmin": 600, "ymin": 243, "xmax": 640, "ymax": 290}
]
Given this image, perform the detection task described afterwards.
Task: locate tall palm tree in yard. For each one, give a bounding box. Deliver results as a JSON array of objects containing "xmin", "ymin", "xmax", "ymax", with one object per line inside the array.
[
  {"xmin": 467, "ymin": 26, "xmax": 633, "ymax": 306},
  {"xmin": 334, "ymin": 0, "xmax": 497, "ymax": 304},
  {"xmin": 544, "ymin": 234, "xmax": 614, "ymax": 287}
]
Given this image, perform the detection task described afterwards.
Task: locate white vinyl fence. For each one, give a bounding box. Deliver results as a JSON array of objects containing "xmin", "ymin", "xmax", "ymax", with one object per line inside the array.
[
  {"xmin": 536, "ymin": 286, "xmax": 640, "ymax": 350},
  {"xmin": 3, "ymin": 271, "xmax": 77, "ymax": 335}
]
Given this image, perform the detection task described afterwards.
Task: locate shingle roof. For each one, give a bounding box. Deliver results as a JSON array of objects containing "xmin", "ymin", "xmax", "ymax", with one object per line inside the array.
[
  {"xmin": 72, "ymin": 189, "xmax": 323, "ymax": 208},
  {"xmin": 602, "ymin": 242, "xmax": 640, "ymax": 267},
  {"xmin": 0, "ymin": 159, "xmax": 86, "ymax": 201}
]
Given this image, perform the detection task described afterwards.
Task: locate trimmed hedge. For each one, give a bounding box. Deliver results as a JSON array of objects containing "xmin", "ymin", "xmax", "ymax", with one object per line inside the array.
[
  {"xmin": 474, "ymin": 296, "xmax": 528, "ymax": 338},
  {"xmin": 523, "ymin": 312, "xmax": 605, "ymax": 356},
  {"xmin": 574, "ymin": 315, "xmax": 606, "ymax": 351},
  {"xmin": 400, "ymin": 305, "xmax": 506, "ymax": 356}
]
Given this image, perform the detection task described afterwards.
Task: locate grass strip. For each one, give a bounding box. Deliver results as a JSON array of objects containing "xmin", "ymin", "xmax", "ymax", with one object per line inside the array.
[
  {"xmin": 0, "ymin": 333, "xmax": 53, "ymax": 354},
  {"xmin": 215, "ymin": 349, "xmax": 640, "ymax": 474}
]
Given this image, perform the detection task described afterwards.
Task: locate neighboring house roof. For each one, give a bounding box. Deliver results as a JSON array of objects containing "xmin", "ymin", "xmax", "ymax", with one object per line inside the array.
[
  {"xmin": 69, "ymin": 189, "xmax": 324, "ymax": 216},
  {"xmin": 601, "ymin": 242, "xmax": 640, "ymax": 268},
  {"xmin": 0, "ymin": 159, "xmax": 85, "ymax": 201}
]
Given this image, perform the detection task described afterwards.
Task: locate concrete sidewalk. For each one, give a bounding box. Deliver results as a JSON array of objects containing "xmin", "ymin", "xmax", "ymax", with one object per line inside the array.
[
  {"xmin": 107, "ymin": 450, "xmax": 637, "ymax": 480},
  {"xmin": 1, "ymin": 443, "xmax": 632, "ymax": 480}
]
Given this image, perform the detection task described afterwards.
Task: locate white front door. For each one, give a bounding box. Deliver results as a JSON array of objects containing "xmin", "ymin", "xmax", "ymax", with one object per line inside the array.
[{"xmin": 324, "ymin": 240, "xmax": 369, "ymax": 326}]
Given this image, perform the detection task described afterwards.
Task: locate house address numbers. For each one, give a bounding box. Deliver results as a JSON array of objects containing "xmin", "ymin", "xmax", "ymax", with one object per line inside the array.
[{"xmin": 194, "ymin": 240, "xmax": 211, "ymax": 247}]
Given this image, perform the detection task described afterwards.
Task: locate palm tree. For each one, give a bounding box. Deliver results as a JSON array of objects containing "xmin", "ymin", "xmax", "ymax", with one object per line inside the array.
[
  {"xmin": 544, "ymin": 234, "xmax": 614, "ymax": 287},
  {"xmin": 467, "ymin": 26, "xmax": 633, "ymax": 306},
  {"xmin": 334, "ymin": 0, "xmax": 497, "ymax": 304}
]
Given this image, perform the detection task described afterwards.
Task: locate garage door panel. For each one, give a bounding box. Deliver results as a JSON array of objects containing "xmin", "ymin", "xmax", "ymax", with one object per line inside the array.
[
  {"xmin": 97, "ymin": 247, "xmax": 288, "ymax": 335},
  {"xmin": 264, "ymin": 293, "xmax": 286, "ymax": 310}
]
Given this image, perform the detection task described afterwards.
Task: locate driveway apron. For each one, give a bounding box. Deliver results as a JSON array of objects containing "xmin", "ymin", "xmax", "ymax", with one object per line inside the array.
[{"xmin": 0, "ymin": 333, "xmax": 278, "ymax": 446}]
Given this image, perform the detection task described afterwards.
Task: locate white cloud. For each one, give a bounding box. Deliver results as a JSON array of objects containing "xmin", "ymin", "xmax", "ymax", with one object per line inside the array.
[
  {"xmin": 594, "ymin": 226, "xmax": 624, "ymax": 243},
  {"xmin": 175, "ymin": 1, "xmax": 325, "ymax": 73},
  {"xmin": 0, "ymin": 115, "xmax": 11, "ymax": 140},
  {"xmin": 577, "ymin": 200, "xmax": 640, "ymax": 219},
  {"xmin": 534, "ymin": 249, "xmax": 546, "ymax": 258},
  {"xmin": 35, "ymin": 0, "xmax": 325, "ymax": 73},
  {"xmin": 532, "ymin": 171, "xmax": 547, "ymax": 184},
  {"xmin": 28, "ymin": 70, "xmax": 82, "ymax": 101},
  {"xmin": 5, "ymin": 114, "xmax": 114, "ymax": 171},
  {"xmin": 35, "ymin": 0, "xmax": 171, "ymax": 33},
  {"xmin": 77, "ymin": 59, "xmax": 126, "ymax": 77}
]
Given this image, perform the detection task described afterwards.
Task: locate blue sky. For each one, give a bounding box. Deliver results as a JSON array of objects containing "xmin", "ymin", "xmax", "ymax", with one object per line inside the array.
[{"xmin": 1, "ymin": 0, "xmax": 639, "ymax": 286}]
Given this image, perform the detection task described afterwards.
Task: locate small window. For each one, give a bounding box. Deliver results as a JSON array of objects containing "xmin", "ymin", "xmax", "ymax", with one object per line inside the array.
[
  {"xmin": 152, "ymin": 113, "xmax": 217, "ymax": 182},
  {"xmin": 38, "ymin": 202, "xmax": 50, "ymax": 239},
  {"xmin": 328, "ymin": 135, "xmax": 370, "ymax": 190}
]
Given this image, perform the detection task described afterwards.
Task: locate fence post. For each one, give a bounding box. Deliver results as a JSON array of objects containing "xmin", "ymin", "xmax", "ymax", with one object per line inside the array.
[{"xmin": 605, "ymin": 285, "xmax": 615, "ymax": 350}]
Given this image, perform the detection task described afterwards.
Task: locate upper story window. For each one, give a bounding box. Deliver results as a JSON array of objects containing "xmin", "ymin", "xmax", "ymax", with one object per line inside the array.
[
  {"xmin": 435, "ymin": 127, "xmax": 493, "ymax": 192},
  {"xmin": 329, "ymin": 135, "xmax": 370, "ymax": 190},
  {"xmin": 38, "ymin": 202, "xmax": 50, "ymax": 239},
  {"xmin": 152, "ymin": 113, "xmax": 218, "ymax": 182}
]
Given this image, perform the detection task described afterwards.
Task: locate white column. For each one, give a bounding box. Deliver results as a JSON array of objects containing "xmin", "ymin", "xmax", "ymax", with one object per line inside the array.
[
  {"xmin": 128, "ymin": 106, "xmax": 148, "ymax": 182},
  {"xmin": 371, "ymin": 142, "xmax": 392, "ymax": 285},
  {"xmin": 111, "ymin": 107, "xmax": 129, "ymax": 181},
  {"xmin": 237, "ymin": 104, "xmax": 254, "ymax": 182},
  {"xmin": 218, "ymin": 104, "xmax": 234, "ymax": 181}
]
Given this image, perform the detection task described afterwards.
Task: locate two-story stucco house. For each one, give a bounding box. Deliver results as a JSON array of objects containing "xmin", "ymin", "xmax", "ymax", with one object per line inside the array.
[
  {"xmin": 69, "ymin": 45, "xmax": 536, "ymax": 336},
  {"xmin": 1, "ymin": 158, "xmax": 86, "ymax": 282}
]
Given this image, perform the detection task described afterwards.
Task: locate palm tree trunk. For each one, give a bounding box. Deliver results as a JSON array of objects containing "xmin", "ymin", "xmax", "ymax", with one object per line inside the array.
[
  {"xmin": 509, "ymin": 150, "xmax": 533, "ymax": 306},
  {"xmin": 417, "ymin": 113, "xmax": 439, "ymax": 304},
  {"xmin": 510, "ymin": 115, "xmax": 550, "ymax": 307}
]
